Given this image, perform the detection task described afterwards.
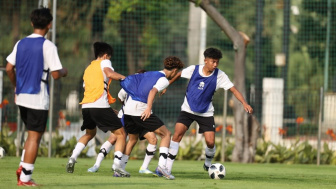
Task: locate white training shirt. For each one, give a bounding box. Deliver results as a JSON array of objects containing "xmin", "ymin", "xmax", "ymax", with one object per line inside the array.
[
  {"xmin": 81, "ymin": 59, "xmax": 114, "ymax": 109},
  {"xmin": 123, "ymin": 71, "xmax": 169, "ymax": 116},
  {"xmin": 6, "ymin": 33, "xmax": 63, "ymax": 110},
  {"xmin": 180, "ymin": 65, "xmax": 234, "ymax": 117},
  {"xmin": 117, "ymin": 88, "xmax": 127, "ymax": 118}
]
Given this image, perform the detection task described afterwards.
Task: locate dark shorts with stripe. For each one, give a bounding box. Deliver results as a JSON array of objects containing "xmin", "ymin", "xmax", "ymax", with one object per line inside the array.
[
  {"xmin": 19, "ymin": 106, "xmax": 48, "ymax": 132},
  {"xmin": 176, "ymin": 111, "xmax": 215, "ymax": 133},
  {"xmin": 81, "ymin": 108, "xmax": 123, "ymax": 133},
  {"xmin": 124, "ymin": 114, "xmax": 164, "ymax": 136}
]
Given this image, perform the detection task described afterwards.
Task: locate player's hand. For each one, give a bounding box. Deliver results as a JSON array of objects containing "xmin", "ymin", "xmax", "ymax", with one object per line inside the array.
[
  {"xmin": 159, "ymin": 89, "xmax": 167, "ymax": 96},
  {"xmin": 141, "ymin": 109, "xmax": 151, "ymax": 121},
  {"xmin": 244, "ymin": 104, "xmax": 253, "ymax": 114}
]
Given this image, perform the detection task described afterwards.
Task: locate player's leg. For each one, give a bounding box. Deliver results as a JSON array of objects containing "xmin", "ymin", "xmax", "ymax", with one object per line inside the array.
[
  {"xmin": 67, "ymin": 128, "xmax": 96, "ymax": 173},
  {"xmin": 121, "ymin": 133, "xmax": 139, "ymax": 170},
  {"xmin": 153, "ymin": 125, "xmax": 175, "ymax": 179},
  {"xmin": 18, "ymin": 130, "xmax": 44, "ymax": 186},
  {"xmin": 17, "ymin": 106, "xmax": 47, "ymax": 186},
  {"xmin": 111, "ymin": 127, "xmax": 129, "ymax": 177},
  {"xmin": 166, "ymin": 111, "xmax": 193, "ymax": 174},
  {"xmin": 139, "ymin": 132, "xmax": 157, "ymax": 174},
  {"xmin": 197, "ymin": 115, "xmax": 216, "ymax": 171},
  {"xmin": 88, "ymin": 133, "xmax": 116, "ymax": 172},
  {"xmin": 203, "ymin": 131, "xmax": 216, "ymax": 171}
]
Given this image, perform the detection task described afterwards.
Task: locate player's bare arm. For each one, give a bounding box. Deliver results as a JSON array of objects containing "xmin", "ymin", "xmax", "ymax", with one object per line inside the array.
[
  {"xmin": 103, "ymin": 67, "xmax": 126, "ymax": 81},
  {"xmin": 141, "ymin": 87, "xmax": 158, "ymax": 121},
  {"xmin": 160, "ymin": 71, "xmax": 182, "ymax": 96},
  {"xmin": 51, "ymin": 68, "xmax": 68, "ymax": 79},
  {"xmin": 229, "ymin": 86, "xmax": 253, "ymax": 114},
  {"xmin": 5, "ymin": 62, "xmax": 16, "ymax": 87}
]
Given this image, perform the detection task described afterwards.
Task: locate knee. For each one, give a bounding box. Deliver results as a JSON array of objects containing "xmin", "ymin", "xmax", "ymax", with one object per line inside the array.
[
  {"xmin": 206, "ymin": 141, "xmax": 215, "ymax": 148},
  {"xmin": 148, "ymin": 136, "xmax": 157, "ymax": 145}
]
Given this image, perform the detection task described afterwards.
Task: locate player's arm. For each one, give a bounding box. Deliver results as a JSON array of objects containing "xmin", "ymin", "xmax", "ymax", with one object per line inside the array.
[
  {"xmin": 51, "ymin": 68, "xmax": 68, "ymax": 79},
  {"xmin": 141, "ymin": 87, "xmax": 158, "ymax": 121},
  {"xmin": 160, "ymin": 71, "xmax": 182, "ymax": 96},
  {"xmin": 169, "ymin": 71, "xmax": 181, "ymax": 85},
  {"xmin": 6, "ymin": 62, "xmax": 16, "ymax": 87},
  {"xmin": 104, "ymin": 67, "xmax": 125, "ymax": 81},
  {"xmin": 229, "ymin": 86, "xmax": 253, "ymax": 114}
]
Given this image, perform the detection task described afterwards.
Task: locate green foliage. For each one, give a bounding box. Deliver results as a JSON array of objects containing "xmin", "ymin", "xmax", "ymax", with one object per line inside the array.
[
  {"xmin": 0, "ymin": 123, "xmax": 19, "ymax": 156},
  {"xmin": 177, "ymin": 138, "xmax": 203, "ymax": 160}
]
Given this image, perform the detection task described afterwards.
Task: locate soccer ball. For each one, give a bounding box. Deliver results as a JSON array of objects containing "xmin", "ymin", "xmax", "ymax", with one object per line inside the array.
[
  {"xmin": 0, "ymin": 147, "xmax": 5, "ymax": 158},
  {"xmin": 208, "ymin": 163, "xmax": 226, "ymax": 179}
]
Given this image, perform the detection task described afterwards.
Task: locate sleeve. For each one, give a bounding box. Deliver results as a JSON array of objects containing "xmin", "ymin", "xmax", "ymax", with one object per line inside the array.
[
  {"xmin": 101, "ymin": 59, "xmax": 114, "ymax": 71},
  {"xmin": 6, "ymin": 41, "xmax": 20, "ymax": 65},
  {"xmin": 217, "ymin": 70, "xmax": 234, "ymax": 90},
  {"xmin": 43, "ymin": 40, "xmax": 63, "ymax": 71},
  {"xmin": 118, "ymin": 89, "xmax": 127, "ymax": 102},
  {"xmin": 181, "ymin": 65, "xmax": 196, "ymax": 79},
  {"xmin": 153, "ymin": 77, "xmax": 169, "ymax": 92}
]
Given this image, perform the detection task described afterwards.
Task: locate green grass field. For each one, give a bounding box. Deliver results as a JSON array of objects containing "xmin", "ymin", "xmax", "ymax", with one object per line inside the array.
[{"xmin": 1, "ymin": 157, "xmax": 335, "ymax": 189}]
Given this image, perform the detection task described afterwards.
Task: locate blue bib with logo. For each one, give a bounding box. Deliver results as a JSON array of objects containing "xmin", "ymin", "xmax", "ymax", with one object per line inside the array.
[{"xmin": 186, "ymin": 65, "xmax": 218, "ymax": 113}]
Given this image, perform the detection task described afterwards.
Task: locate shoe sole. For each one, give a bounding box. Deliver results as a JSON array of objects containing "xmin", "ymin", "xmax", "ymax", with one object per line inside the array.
[
  {"xmin": 157, "ymin": 167, "xmax": 175, "ymax": 180},
  {"xmin": 114, "ymin": 169, "xmax": 130, "ymax": 177},
  {"xmin": 66, "ymin": 163, "xmax": 75, "ymax": 173}
]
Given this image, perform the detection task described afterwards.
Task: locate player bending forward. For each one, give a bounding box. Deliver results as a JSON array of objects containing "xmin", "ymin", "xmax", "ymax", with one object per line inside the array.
[
  {"xmin": 120, "ymin": 56, "xmax": 184, "ymax": 180},
  {"xmin": 165, "ymin": 48, "xmax": 253, "ymax": 176}
]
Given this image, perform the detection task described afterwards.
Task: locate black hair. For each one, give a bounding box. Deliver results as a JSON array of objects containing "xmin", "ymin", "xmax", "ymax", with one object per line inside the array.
[
  {"xmin": 30, "ymin": 8, "xmax": 53, "ymax": 29},
  {"xmin": 93, "ymin": 42, "xmax": 113, "ymax": 59},
  {"xmin": 164, "ymin": 56, "xmax": 184, "ymax": 70},
  {"xmin": 203, "ymin": 48, "xmax": 223, "ymax": 60}
]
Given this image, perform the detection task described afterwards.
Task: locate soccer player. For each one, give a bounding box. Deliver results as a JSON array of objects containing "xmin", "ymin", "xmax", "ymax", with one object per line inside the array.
[
  {"xmin": 6, "ymin": 8, "xmax": 68, "ymax": 186},
  {"xmin": 120, "ymin": 56, "xmax": 184, "ymax": 180},
  {"xmin": 88, "ymin": 86, "xmax": 158, "ymax": 175},
  {"xmin": 165, "ymin": 47, "xmax": 253, "ymax": 175},
  {"xmin": 66, "ymin": 42, "xmax": 130, "ymax": 177}
]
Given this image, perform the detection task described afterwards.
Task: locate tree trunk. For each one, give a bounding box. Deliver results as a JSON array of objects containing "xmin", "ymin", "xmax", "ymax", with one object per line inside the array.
[{"xmin": 189, "ymin": 0, "xmax": 256, "ymax": 162}]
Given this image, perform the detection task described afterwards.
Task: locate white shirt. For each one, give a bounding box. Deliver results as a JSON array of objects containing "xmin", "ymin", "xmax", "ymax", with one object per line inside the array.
[
  {"xmin": 82, "ymin": 59, "xmax": 114, "ymax": 109},
  {"xmin": 180, "ymin": 65, "xmax": 234, "ymax": 117},
  {"xmin": 123, "ymin": 71, "xmax": 169, "ymax": 116},
  {"xmin": 117, "ymin": 88, "xmax": 128, "ymax": 118},
  {"xmin": 6, "ymin": 34, "xmax": 63, "ymax": 110}
]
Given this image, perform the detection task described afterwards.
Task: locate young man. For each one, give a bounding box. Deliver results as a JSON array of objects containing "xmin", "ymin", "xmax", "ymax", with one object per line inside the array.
[
  {"xmin": 6, "ymin": 8, "xmax": 68, "ymax": 186},
  {"xmin": 165, "ymin": 48, "xmax": 253, "ymax": 175},
  {"xmin": 120, "ymin": 56, "xmax": 184, "ymax": 180},
  {"xmin": 66, "ymin": 42, "xmax": 129, "ymax": 177},
  {"xmin": 88, "ymin": 85, "xmax": 158, "ymax": 175}
]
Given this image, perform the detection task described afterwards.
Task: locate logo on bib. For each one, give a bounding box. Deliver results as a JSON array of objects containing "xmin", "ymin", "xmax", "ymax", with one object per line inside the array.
[{"xmin": 198, "ymin": 81, "xmax": 205, "ymax": 90}]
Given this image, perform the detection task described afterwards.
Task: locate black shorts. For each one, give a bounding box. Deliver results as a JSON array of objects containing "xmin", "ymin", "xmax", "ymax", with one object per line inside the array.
[
  {"xmin": 176, "ymin": 111, "xmax": 215, "ymax": 133},
  {"xmin": 124, "ymin": 114, "xmax": 164, "ymax": 135},
  {"xmin": 81, "ymin": 108, "xmax": 123, "ymax": 133},
  {"xmin": 18, "ymin": 106, "xmax": 48, "ymax": 132}
]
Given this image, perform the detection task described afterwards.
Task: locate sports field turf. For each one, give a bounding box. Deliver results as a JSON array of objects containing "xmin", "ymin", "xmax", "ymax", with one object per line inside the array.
[{"xmin": 1, "ymin": 157, "xmax": 335, "ymax": 189}]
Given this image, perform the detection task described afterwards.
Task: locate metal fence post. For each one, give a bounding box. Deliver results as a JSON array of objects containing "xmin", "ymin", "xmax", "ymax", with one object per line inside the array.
[{"xmin": 317, "ymin": 87, "xmax": 323, "ymax": 166}]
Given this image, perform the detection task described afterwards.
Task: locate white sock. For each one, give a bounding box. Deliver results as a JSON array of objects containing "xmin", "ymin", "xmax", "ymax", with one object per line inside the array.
[
  {"xmin": 19, "ymin": 149, "xmax": 25, "ymax": 166},
  {"xmin": 94, "ymin": 141, "xmax": 113, "ymax": 167},
  {"xmin": 121, "ymin": 154, "xmax": 129, "ymax": 169},
  {"xmin": 166, "ymin": 141, "xmax": 179, "ymax": 173},
  {"xmin": 70, "ymin": 142, "xmax": 86, "ymax": 160},
  {"xmin": 113, "ymin": 151, "xmax": 123, "ymax": 169},
  {"xmin": 205, "ymin": 146, "xmax": 216, "ymax": 167},
  {"xmin": 20, "ymin": 162, "xmax": 34, "ymax": 182},
  {"xmin": 158, "ymin": 147, "xmax": 168, "ymax": 167},
  {"xmin": 141, "ymin": 143, "xmax": 156, "ymax": 169}
]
